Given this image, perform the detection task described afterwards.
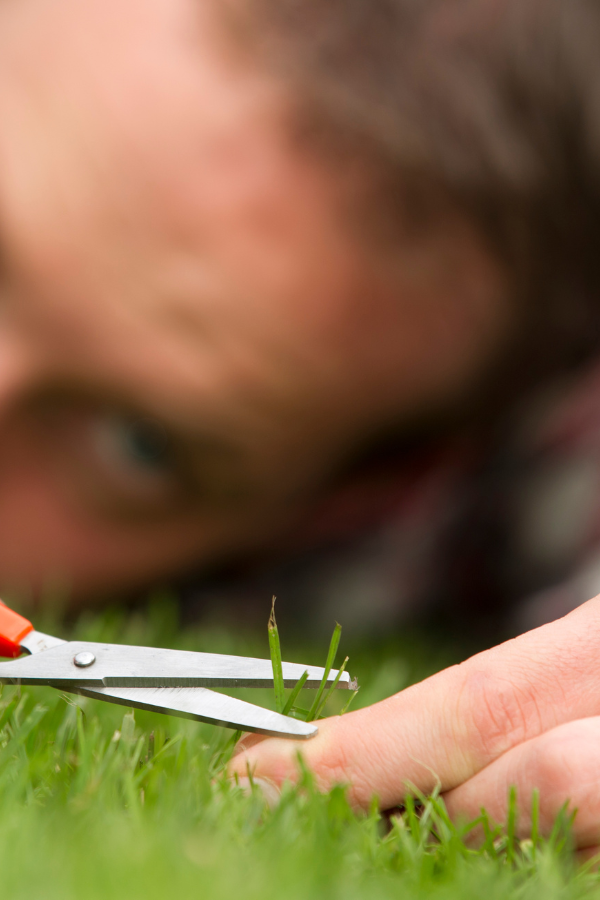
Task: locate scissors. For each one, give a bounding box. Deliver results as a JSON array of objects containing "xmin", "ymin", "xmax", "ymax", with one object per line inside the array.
[{"xmin": 0, "ymin": 602, "xmax": 354, "ymax": 739}]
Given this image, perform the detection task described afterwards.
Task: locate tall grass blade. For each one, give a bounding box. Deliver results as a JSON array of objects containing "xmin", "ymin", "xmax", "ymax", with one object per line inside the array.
[
  {"xmin": 530, "ymin": 787, "xmax": 539, "ymax": 856},
  {"xmin": 307, "ymin": 622, "xmax": 341, "ymax": 721},
  {"xmin": 339, "ymin": 689, "xmax": 359, "ymax": 715},
  {"xmin": 268, "ymin": 597, "xmax": 285, "ymax": 714},
  {"xmin": 313, "ymin": 656, "xmax": 348, "ymax": 719},
  {"xmin": 282, "ymin": 670, "xmax": 309, "ymax": 716},
  {"xmin": 506, "ymin": 785, "xmax": 517, "ymax": 865}
]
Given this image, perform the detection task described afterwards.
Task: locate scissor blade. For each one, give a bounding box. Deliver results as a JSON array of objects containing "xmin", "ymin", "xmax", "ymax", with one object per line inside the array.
[
  {"xmin": 62, "ymin": 684, "xmax": 318, "ymax": 739},
  {"xmin": 0, "ymin": 641, "xmax": 353, "ymax": 689}
]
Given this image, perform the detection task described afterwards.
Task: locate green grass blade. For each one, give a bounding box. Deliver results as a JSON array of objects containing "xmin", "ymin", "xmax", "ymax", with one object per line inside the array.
[
  {"xmin": 506, "ymin": 785, "xmax": 517, "ymax": 865},
  {"xmin": 288, "ymin": 707, "xmax": 311, "ymax": 719},
  {"xmin": 307, "ymin": 623, "xmax": 342, "ymax": 721},
  {"xmin": 313, "ymin": 656, "xmax": 348, "ymax": 719},
  {"xmin": 268, "ymin": 597, "xmax": 285, "ymax": 714},
  {"xmin": 479, "ymin": 808, "xmax": 500, "ymax": 858},
  {"xmin": 530, "ymin": 787, "xmax": 539, "ymax": 855},
  {"xmin": 282, "ymin": 670, "xmax": 309, "ymax": 716},
  {"xmin": 339, "ymin": 688, "xmax": 359, "ymax": 715}
]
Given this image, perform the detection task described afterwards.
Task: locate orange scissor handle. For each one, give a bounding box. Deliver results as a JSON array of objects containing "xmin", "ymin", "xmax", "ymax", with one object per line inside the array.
[{"xmin": 0, "ymin": 601, "xmax": 33, "ymax": 658}]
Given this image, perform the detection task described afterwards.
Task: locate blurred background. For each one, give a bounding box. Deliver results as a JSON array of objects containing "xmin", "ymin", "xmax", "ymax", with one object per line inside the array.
[{"xmin": 1, "ymin": 0, "xmax": 600, "ymax": 656}]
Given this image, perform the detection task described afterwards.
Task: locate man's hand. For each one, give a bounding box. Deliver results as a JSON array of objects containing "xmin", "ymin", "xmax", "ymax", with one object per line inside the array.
[{"xmin": 230, "ymin": 596, "xmax": 600, "ymax": 854}]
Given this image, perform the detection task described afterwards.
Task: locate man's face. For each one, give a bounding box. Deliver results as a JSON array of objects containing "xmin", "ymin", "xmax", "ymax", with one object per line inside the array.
[{"xmin": 0, "ymin": 0, "xmax": 508, "ymax": 601}]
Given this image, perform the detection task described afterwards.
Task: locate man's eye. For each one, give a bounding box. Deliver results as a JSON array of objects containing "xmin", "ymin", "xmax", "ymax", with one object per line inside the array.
[
  {"xmin": 96, "ymin": 416, "xmax": 171, "ymax": 472},
  {"xmin": 32, "ymin": 401, "xmax": 192, "ymax": 518},
  {"xmin": 92, "ymin": 415, "xmax": 175, "ymax": 481},
  {"xmin": 33, "ymin": 399, "xmax": 252, "ymax": 519}
]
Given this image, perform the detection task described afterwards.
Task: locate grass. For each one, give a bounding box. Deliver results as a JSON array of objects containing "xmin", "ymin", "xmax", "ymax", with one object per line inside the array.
[
  {"xmin": 268, "ymin": 598, "xmax": 354, "ymax": 723},
  {"xmin": 0, "ymin": 598, "xmax": 598, "ymax": 899}
]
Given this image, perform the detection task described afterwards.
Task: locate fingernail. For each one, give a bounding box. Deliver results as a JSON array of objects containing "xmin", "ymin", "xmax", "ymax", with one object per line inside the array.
[{"xmin": 234, "ymin": 775, "xmax": 281, "ymax": 808}]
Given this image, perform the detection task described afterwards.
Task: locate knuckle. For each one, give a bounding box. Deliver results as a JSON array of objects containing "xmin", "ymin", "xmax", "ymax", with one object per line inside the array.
[
  {"xmin": 311, "ymin": 724, "xmax": 378, "ymax": 808},
  {"xmin": 531, "ymin": 721, "xmax": 600, "ymax": 801},
  {"xmin": 457, "ymin": 665, "xmax": 543, "ymax": 765},
  {"xmin": 532, "ymin": 731, "xmax": 578, "ymax": 799},
  {"xmin": 314, "ymin": 740, "xmax": 353, "ymax": 787}
]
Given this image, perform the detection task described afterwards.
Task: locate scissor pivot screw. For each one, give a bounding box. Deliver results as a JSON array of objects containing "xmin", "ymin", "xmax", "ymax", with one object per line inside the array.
[{"xmin": 73, "ymin": 651, "xmax": 96, "ymax": 668}]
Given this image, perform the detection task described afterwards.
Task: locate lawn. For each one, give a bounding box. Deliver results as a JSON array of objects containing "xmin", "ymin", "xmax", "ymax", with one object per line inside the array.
[{"xmin": 0, "ymin": 598, "xmax": 598, "ymax": 900}]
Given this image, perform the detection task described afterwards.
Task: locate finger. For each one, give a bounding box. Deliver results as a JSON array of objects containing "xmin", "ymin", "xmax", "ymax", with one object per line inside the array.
[
  {"xmin": 444, "ymin": 717, "xmax": 600, "ymax": 851},
  {"xmin": 234, "ymin": 776, "xmax": 281, "ymax": 808},
  {"xmin": 577, "ymin": 845, "xmax": 600, "ymax": 866},
  {"xmin": 231, "ymin": 596, "xmax": 600, "ymax": 809}
]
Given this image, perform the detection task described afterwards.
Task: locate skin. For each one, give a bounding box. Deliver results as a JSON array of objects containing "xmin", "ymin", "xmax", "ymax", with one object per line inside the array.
[
  {"xmin": 0, "ymin": 0, "xmax": 507, "ymax": 599},
  {"xmin": 1, "ymin": 0, "xmax": 597, "ymax": 854}
]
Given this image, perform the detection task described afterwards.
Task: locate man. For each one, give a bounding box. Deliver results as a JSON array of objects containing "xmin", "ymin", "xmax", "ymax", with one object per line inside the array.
[{"xmin": 2, "ymin": 0, "xmax": 600, "ymax": 852}]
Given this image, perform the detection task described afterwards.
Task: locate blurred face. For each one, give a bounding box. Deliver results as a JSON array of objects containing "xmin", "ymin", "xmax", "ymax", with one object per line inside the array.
[{"xmin": 0, "ymin": 0, "xmax": 510, "ymax": 601}]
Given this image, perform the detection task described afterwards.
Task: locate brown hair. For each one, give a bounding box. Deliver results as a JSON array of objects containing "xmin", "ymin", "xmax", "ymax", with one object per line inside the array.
[{"xmin": 225, "ymin": 0, "xmax": 600, "ymax": 402}]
